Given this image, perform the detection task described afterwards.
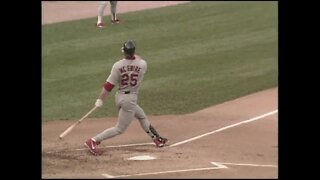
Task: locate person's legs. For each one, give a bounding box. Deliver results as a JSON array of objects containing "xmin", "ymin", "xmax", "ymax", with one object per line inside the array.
[
  {"xmin": 85, "ymin": 94, "xmax": 136, "ymax": 155},
  {"xmin": 134, "ymin": 105, "xmax": 150, "ymax": 132},
  {"xmin": 110, "ymin": 1, "xmax": 120, "ymax": 23},
  {"xmin": 93, "ymin": 107, "xmax": 135, "ymax": 142},
  {"xmin": 135, "ymin": 105, "xmax": 168, "ymax": 147},
  {"xmin": 97, "ymin": 1, "xmax": 108, "ymax": 27}
]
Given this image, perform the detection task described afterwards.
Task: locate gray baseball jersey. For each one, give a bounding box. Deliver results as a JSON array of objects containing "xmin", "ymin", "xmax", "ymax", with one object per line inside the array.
[{"xmin": 106, "ymin": 57, "xmax": 147, "ymax": 94}]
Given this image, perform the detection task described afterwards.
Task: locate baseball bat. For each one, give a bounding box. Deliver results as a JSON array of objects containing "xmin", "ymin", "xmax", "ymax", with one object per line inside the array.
[{"xmin": 59, "ymin": 106, "xmax": 98, "ymax": 139}]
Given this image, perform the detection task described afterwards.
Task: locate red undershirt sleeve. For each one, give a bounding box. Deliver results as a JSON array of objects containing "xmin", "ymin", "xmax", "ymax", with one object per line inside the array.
[{"xmin": 103, "ymin": 82, "xmax": 115, "ymax": 92}]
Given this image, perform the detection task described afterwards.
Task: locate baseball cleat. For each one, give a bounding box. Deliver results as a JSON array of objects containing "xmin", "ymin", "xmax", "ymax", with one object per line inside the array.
[
  {"xmin": 154, "ymin": 137, "xmax": 168, "ymax": 147},
  {"xmin": 97, "ymin": 22, "xmax": 105, "ymax": 28},
  {"xmin": 84, "ymin": 138, "xmax": 102, "ymax": 156},
  {"xmin": 111, "ymin": 19, "xmax": 120, "ymax": 24}
]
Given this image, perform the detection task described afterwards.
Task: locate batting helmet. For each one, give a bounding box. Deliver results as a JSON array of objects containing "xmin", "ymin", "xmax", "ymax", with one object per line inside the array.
[{"xmin": 121, "ymin": 40, "xmax": 136, "ymax": 55}]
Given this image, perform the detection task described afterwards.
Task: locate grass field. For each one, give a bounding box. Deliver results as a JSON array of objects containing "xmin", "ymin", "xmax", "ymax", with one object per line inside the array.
[{"xmin": 42, "ymin": 2, "xmax": 278, "ymax": 121}]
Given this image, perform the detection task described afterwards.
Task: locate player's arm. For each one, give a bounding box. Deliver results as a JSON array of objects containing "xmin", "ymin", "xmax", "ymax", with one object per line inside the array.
[
  {"xmin": 95, "ymin": 82, "xmax": 115, "ymax": 107},
  {"xmin": 95, "ymin": 63, "xmax": 118, "ymax": 107}
]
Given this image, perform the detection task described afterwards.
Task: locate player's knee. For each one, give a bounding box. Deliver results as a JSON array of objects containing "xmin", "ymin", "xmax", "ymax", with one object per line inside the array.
[
  {"xmin": 137, "ymin": 116, "xmax": 146, "ymax": 122},
  {"xmin": 115, "ymin": 126, "xmax": 126, "ymax": 134}
]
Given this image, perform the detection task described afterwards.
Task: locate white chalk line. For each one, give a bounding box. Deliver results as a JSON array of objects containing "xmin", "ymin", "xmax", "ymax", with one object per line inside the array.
[
  {"xmin": 217, "ymin": 162, "xmax": 278, "ymax": 168},
  {"xmin": 46, "ymin": 110, "xmax": 277, "ymax": 154},
  {"xmin": 75, "ymin": 142, "xmax": 154, "ymax": 151},
  {"xmin": 102, "ymin": 162, "xmax": 227, "ymax": 178},
  {"xmin": 98, "ymin": 110, "xmax": 278, "ymax": 178},
  {"xmin": 169, "ymin": 109, "xmax": 278, "ymax": 147},
  {"xmin": 101, "ymin": 161, "xmax": 277, "ymax": 178},
  {"xmin": 45, "ymin": 142, "xmax": 154, "ymax": 154},
  {"xmin": 47, "ymin": 109, "xmax": 277, "ymax": 154},
  {"xmin": 45, "ymin": 110, "xmax": 278, "ymax": 178},
  {"xmin": 102, "ymin": 173, "xmax": 115, "ymax": 178}
]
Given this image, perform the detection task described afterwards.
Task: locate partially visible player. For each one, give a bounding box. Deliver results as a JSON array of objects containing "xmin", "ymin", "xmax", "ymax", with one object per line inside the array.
[
  {"xmin": 97, "ymin": 1, "xmax": 120, "ymax": 28},
  {"xmin": 84, "ymin": 40, "xmax": 168, "ymax": 156}
]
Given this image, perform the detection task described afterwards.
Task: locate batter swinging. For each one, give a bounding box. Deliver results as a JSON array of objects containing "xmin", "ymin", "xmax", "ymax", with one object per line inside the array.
[{"xmin": 85, "ymin": 40, "xmax": 168, "ymax": 156}]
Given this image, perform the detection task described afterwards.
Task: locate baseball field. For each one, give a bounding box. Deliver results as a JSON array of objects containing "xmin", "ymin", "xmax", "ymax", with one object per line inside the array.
[{"xmin": 42, "ymin": 1, "xmax": 278, "ymax": 178}]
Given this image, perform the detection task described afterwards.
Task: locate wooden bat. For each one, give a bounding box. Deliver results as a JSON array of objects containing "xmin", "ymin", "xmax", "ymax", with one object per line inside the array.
[{"xmin": 59, "ymin": 106, "xmax": 98, "ymax": 139}]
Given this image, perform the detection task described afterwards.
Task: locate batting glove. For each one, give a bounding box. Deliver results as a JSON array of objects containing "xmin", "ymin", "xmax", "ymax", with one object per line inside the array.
[{"xmin": 95, "ymin": 99, "xmax": 103, "ymax": 107}]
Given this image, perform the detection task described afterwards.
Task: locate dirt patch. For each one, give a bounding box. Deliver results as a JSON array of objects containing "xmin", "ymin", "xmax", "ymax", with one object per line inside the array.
[
  {"xmin": 42, "ymin": 88, "xmax": 278, "ymax": 178},
  {"xmin": 42, "ymin": 1, "xmax": 190, "ymax": 24}
]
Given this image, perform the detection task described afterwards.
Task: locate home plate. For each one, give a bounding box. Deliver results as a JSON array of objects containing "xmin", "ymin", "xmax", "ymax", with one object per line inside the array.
[{"xmin": 127, "ymin": 155, "xmax": 157, "ymax": 161}]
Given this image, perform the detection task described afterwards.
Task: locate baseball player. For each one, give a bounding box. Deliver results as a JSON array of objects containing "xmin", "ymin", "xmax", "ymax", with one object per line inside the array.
[
  {"xmin": 84, "ymin": 40, "xmax": 168, "ymax": 156},
  {"xmin": 97, "ymin": 1, "xmax": 120, "ymax": 28}
]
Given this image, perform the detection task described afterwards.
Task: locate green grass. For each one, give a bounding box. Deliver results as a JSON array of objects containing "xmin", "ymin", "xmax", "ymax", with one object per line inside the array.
[{"xmin": 42, "ymin": 1, "xmax": 278, "ymax": 121}]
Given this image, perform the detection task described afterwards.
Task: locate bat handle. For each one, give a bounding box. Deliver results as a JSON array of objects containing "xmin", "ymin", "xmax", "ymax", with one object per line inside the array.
[{"xmin": 78, "ymin": 106, "xmax": 98, "ymax": 123}]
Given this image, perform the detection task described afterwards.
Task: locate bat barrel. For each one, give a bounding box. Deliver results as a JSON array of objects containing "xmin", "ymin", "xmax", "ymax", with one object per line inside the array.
[{"xmin": 59, "ymin": 106, "xmax": 97, "ymax": 139}]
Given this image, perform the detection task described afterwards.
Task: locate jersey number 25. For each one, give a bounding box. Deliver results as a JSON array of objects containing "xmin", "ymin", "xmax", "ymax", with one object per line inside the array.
[{"xmin": 121, "ymin": 73, "xmax": 138, "ymax": 86}]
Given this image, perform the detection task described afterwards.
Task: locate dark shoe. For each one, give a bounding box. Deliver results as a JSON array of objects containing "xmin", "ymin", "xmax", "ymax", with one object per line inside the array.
[{"xmin": 111, "ymin": 19, "xmax": 120, "ymax": 24}]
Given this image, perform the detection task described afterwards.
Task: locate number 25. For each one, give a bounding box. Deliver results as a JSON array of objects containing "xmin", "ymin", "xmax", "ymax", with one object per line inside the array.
[{"xmin": 121, "ymin": 73, "xmax": 138, "ymax": 86}]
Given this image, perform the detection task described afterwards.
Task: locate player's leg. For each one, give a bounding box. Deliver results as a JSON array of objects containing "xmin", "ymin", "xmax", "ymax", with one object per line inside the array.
[
  {"xmin": 97, "ymin": 1, "xmax": 108, "ymax": 27},
  {"xmin": 85, "ymin": 107, "xmax": 135, "ymax": 155},
  {"xmin": 92, "ymin": 107, "xmax": 135, "ymax": 141},
  {"xmin": 93, "ymin": 96, "xmax": 136, "ymax": 142},
  {"xmin": 134, "ymin": 104, "xmax": 158, "ymax": 138},
  {"xmin": 85, "ymin": 94, "xmax": 135, "ymax": 155},
  {"xmin": 135, "ymin": 105, "xmax": 168, "ymax": 147},
  {"xmin": 110, "ymin": 1, "xmax": 120, "ymax": 23}
]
